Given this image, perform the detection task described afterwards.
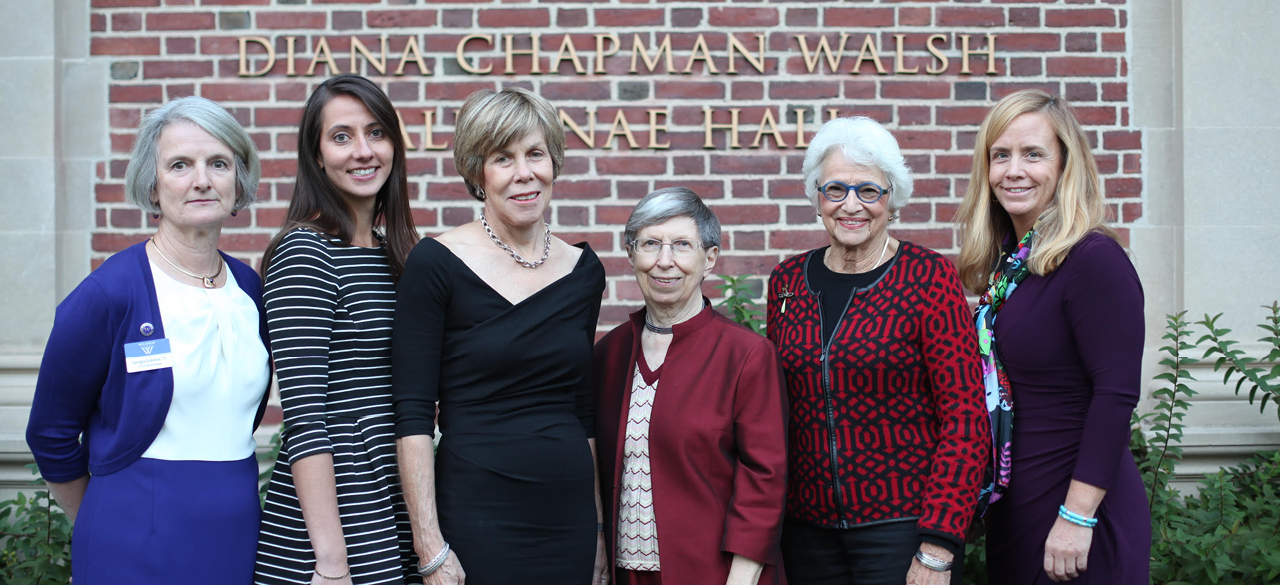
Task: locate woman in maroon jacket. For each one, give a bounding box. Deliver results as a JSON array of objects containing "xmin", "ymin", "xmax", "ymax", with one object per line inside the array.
[
  {"xmin": 594, "ymin": 187, "xmax": 789, "ymax": 585},
  {"xmin": 766, "ymin": 117, "xmax": 989, "ymax": 585}
]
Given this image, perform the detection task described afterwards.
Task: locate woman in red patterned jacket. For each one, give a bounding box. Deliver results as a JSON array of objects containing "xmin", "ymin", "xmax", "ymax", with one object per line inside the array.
[{"xmin": 766, "ymin": 117, "xmax": 989, "ymax": 585}]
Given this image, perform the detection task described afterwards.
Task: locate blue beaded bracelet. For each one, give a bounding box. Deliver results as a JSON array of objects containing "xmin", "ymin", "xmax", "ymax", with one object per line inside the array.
[{"xmin": 1058, "ymin": 505, "xmax": 1098, "ymax": 528}]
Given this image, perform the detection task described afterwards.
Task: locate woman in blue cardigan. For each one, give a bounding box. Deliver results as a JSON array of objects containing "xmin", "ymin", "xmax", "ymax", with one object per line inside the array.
[{"xmin": 25, "ymin": 96, "xmax": 272, "ymax": 585}]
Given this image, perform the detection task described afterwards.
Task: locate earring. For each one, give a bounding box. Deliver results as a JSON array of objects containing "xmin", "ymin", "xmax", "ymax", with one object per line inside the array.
[
  {"xmin": 231, "ymin": 210, "xmax": 238, "ymax": 217},
  {"xmin": 152, "ymin": 213, "xmax": 160, "ymax": 219},
  {"xmin": 816, "ymin": 210, "xmax": 822, "ymax": 218},
  {"xmin": 476, "ymin": 188, "xmax": 486, "ymax": 200}
]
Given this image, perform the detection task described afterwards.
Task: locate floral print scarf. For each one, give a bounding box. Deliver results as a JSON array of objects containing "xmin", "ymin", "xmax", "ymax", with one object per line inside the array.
[{"xmin": 973, "ymin": 226, "xmax": 1035, "ymax": 516}]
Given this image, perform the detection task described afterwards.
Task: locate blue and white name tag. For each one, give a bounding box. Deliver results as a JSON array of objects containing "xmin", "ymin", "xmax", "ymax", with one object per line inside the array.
[{"xmin": 124, "ymin": 338, "xmax": 173, "ymax": 373}]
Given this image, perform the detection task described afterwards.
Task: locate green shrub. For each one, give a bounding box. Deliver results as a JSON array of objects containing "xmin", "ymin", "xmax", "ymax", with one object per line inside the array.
[
  {"xmin": 0, "ymin": 465, "xmax": 72, "ymax": 585},
  {"xmin": 714, "ymin": 274, "xmax": 765, "ymax": 335}
]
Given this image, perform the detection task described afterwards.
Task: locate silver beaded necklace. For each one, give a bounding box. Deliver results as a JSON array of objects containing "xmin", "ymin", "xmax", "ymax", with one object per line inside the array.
[{"xmin": 481, "ymin": 211, "xmax": 552, "ymax": 269}]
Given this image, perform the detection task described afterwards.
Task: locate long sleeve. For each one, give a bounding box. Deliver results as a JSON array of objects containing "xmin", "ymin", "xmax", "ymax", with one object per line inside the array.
[
  {"xmin": 391, "ymin": 239, "xmax": 450, "ymax": 438},
  {"xmin": 721, "ymin": 340, "xmax": 789, "ymax": 565},
  {"xmin": 265, "ymin": 231, "xmax": 339, "ymax": 464},
  {"xmin": 916, "ymin": 261, "xmax": 990, "ymax": 544},
  {"xmin": 26, "ymin": 279, "xmax": 114, "ymax": 483},
  {"xmin": 1063, "ymin": 237, "xmax": 1144, "ymax": 490}
]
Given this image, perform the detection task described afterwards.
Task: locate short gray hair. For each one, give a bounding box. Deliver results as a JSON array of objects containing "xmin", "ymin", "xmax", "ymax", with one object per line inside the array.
[
  {"xmin": 453, "ymin": 87, "xmax": 565, "ymax": 201},
  {"xmin": 624, "ymin": 187, "xmax": 721, "ymax": 249},
  {"xmin": 801, "ymin": 116, "xmax": 913, "ymax": 214},
  {"xmin": 125, "ymin": 96, "xmax": 260, "ymax": 214}
]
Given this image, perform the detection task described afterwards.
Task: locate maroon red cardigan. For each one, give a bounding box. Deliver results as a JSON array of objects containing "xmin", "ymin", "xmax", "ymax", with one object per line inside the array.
[
  {"xmin": 594, "ymin": 306, "xmax": 788, "ymax": 585},
  {"xmin": 766, "ymin": 243, "xmax": 989, "ymax": 545}
]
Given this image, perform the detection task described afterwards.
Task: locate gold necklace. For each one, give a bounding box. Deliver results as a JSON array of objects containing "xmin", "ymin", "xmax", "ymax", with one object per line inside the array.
[{"xmin": 150, "ymin": 237, "xmax": 223, "ymax": 288}]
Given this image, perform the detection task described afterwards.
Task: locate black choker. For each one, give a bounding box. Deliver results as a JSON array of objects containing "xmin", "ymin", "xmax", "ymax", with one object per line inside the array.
[{"xmin": 644, "ymin": 318, "xmax": 674, "ymax": 335}]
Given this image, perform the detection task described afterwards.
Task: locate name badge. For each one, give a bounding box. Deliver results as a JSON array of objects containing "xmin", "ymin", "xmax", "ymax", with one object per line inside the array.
[{"xmin": 124, "ymin": 338, "xmax": 173, "ymax": 373}]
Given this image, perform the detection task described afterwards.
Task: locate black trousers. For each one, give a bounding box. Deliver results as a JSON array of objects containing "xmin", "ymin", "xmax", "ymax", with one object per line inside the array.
[{"xmin": 780, "ymin": 519, "xmax": 964, "ymax": 585}]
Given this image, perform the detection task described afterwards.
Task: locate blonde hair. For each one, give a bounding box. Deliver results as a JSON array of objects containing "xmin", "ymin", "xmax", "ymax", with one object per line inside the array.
[
  {"xmin": 452, "ymin": 87, "xmax": 565, "ymax": 201},
  {"xmin": 955, "ymin": 89, "xmax": 1116, "ymax": 294}
]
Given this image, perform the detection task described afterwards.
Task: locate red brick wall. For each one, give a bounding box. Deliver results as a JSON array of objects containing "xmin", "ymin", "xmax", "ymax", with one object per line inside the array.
[{"xmin": 90, "ymin": 0, "xmax": 1137, "ymax": 327}]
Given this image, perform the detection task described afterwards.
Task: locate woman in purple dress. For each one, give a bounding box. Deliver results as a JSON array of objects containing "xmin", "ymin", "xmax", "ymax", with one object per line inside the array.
[{"xmin": 956, "ymin": 89, "xmax": 1150, "ymax": 584}]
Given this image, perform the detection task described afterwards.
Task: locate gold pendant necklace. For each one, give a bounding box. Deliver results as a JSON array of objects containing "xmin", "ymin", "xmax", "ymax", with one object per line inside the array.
[{"xmin": 150, "ymin": 237, "xmax": 223, "ymax": 288}]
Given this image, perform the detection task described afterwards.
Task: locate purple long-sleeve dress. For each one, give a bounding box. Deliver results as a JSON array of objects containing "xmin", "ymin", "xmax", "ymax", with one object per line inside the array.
[{"xmin": 985, "ymin": 232, "xmax": 1151, "ymax": 584}]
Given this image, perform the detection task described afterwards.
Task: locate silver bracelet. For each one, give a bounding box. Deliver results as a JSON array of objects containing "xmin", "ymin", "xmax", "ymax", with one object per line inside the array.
[
  {"xmin": 418, "ymin": 542, "xmax": 451, "ymax": 577},
  {"xmin": 914, "ymin": 549, "xmax": 953, "ymax": 572},
  {"xmin": 314, "ymin": 566, "xmax": 350, "ymax": 581}
]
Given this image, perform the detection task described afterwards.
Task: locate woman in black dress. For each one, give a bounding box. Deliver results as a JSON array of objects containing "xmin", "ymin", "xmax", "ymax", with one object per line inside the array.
[{"xmin": 392, "ymin": 88, "xmax": 607, "ymax": 585}]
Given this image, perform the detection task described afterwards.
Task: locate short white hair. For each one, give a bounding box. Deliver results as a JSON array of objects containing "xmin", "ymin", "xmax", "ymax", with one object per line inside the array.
[{"xmin": 801, "ymin": 117, "xmax": 913, "ymax": 213}]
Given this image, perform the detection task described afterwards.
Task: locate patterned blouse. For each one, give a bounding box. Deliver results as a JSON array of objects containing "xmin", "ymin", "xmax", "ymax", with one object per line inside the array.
[{"xmin": 617, "ymin": 361, "xmax": 662, "ymax": 570}]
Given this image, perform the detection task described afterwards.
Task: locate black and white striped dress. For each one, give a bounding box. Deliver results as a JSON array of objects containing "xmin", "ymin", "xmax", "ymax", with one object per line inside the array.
[{"xmin": 255, "ymin": 229, "xmax": 420, "ymax": 585}]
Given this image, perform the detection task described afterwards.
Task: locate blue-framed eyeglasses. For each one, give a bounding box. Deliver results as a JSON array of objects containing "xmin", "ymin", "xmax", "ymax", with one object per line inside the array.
[{"xmin": 820, "ymin": 180, "xmax": 891, "ymax": 204}]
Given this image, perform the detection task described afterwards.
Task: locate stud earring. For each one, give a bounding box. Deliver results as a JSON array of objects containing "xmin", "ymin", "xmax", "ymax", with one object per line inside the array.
[
  {"xmin": 231, "ymin": 210, "xmax": 238, "ymax": 217},
  {"xmin": 152, "ymin": 213, "xmax": 160, "ymax": 219},
  {"xmin": 476, "ymin": 188, "xmax": 486, "ymax": 200}
]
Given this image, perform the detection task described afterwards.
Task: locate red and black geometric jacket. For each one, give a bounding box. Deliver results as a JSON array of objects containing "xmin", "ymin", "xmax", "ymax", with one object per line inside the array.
[{"xmin": 766, "ymin": 242, "xmax": 989, "ymax": 545}]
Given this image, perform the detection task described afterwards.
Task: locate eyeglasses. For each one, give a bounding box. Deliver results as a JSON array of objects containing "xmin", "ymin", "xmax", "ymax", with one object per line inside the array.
[
  {"xmin": 629, "ymin": 238, "xmax": 705, "ymax": 257},
  {"xmin": 820, "ymin": 180, "xmax": 891, "ymax": 204}
]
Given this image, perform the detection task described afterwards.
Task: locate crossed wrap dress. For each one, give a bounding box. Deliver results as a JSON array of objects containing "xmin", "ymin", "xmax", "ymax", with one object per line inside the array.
[
  {"xmin": 985, "ymin": 233, "xmax": 1150, "ymax": 584},
  {"xmin": 392, "ymin": 237, "xmax": 605, "ymax": 584}
]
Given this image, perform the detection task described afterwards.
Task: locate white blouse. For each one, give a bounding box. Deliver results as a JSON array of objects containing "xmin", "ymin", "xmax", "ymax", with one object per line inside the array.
[{"xmin": 141, "ymin": 261, "xmax": 270, "ymax": 461}]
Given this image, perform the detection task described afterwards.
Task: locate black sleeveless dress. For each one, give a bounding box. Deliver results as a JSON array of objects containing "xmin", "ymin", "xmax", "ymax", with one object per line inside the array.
[{"xmin": 392, "ymin": 238, "xmax": 604, "ymax": 584}]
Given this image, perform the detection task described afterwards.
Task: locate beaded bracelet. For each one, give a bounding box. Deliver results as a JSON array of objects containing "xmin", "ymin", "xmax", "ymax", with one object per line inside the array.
[
  {"xmin": 1058, "ymin": 505, "xmax": 1098, "ymax": 528},
  {"xmin": 418, "ymin": 542, "xmax": 452, "ymax": 577}
]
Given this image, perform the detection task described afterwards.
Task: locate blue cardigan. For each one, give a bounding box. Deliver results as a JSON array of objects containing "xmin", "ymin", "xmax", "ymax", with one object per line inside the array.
[{"xmin": 25, "ymin": 241, "xmax": 272, "ymax": 483}]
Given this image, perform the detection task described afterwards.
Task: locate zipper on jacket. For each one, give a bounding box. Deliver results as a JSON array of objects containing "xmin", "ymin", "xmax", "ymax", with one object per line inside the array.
[{"xmin": 816, "ymin": 288, "xmax": 855, "ymax": 529}]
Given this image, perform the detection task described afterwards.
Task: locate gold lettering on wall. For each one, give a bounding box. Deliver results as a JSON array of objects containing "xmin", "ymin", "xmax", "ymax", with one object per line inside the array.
[
  {"xmin": 235, "ymin": 32, "xmax": 1002, "ymax": 78},
  {"xmin": 851, "ymin": 34, "xmax": 888, "ymax": 75},
  {"xmin": 594, "ymin": 34, "xmax": 620, "ymax": 74},
  {"xmin": 751, "ymin": 109, "xmax": 787, "ymax": 148},
  {"xmin": 795, "ymin": 34, "xmax": 849, "ymax": 74},
  {"xmin": 794, "ymin": 108, "xmax": 809, "ymax": 148},
  {"xmin": 960, "ymin": 33, "xmax": 998, "ymax": 75},
  {"xmin": 307, "ymin": 37, "xmax": 340, "ymax": 76},
  {"xmin": 704, "ymin": 108, "xmax": 742, "ymax": 149},
  {"xmin": 551, "ymin": 35, "xmax": 587, "ymax": 74},
  {"xmin": 630, "ymin": 34, "xmax": 674, "ymax": 74},
  {"xmin": 560, "ymin": 110, "xmax": 597, "ymax": 148},
  {"xmin": 926, "ymin": 34, "xmax": 950, "ymax": 75},
  {"xmin": 727, "ymin": 34, "xmax": 766, "ymax": 74},
  {"xmin": 238, "ymin": 37, "xmax": 274, "ymax": 77},
  {"xmin": 456, "ymin": 34, "xmax": 494, "ymax": 75},
  {"xmin": 350, "ymin": 35, "xmax": 388, "ymax": 75},
  {"xmin": 504, "ymin": 32, "xmax": 542, "ymax": 75},
  {"xmin": 395, "ymin": 35, "xmax": 430, "ymax": 76},
  {"xmin": 646, "ymin": 109, "xmax": 670, "ymax": 150},
  {"xmin": 683, "ymin": 34, "xmax": 718, "ymax": 74},
  {"xmin": 285, "ymin": 36, "xmax": 298, "ymax": 76},
  {"xmin": 420, "ymin": 110, "xmax": 448, "ymax": 150},
  {"xmin": 894, "ymin": 34, "xmax": 919, "ymax": 74},
  {"xmin": 603, "ymin": 111, "xmax": 639, "ymax": 149}
]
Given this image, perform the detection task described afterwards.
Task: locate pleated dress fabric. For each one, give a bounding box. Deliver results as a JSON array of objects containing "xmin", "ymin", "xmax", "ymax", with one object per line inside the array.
[
  {"xmin": 72, "ymin": 264, "xmax": 268, "ymax": 585},
  {"xmin": 255, "ymin": 229, "xmax": 420, "ymax": 585}
]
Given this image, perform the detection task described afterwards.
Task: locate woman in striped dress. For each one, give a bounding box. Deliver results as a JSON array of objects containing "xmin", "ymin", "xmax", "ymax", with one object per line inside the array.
[{"xmin": 255, "ymin": 74, "xmax": 420, "ymax": 585}]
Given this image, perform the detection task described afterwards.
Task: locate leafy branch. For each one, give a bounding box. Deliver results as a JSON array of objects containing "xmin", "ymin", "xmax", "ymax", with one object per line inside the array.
[
  {"xmin": 714, "ymin": 275, "xmax": 765, "ymax": 335},
  {"xmin": 1197, "ymin": 302, "xmax": 1280, "ymax": 421},
  {"xmin": 1143, "ymin": 311, "xmax": 1198, "ymax": 514}
]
